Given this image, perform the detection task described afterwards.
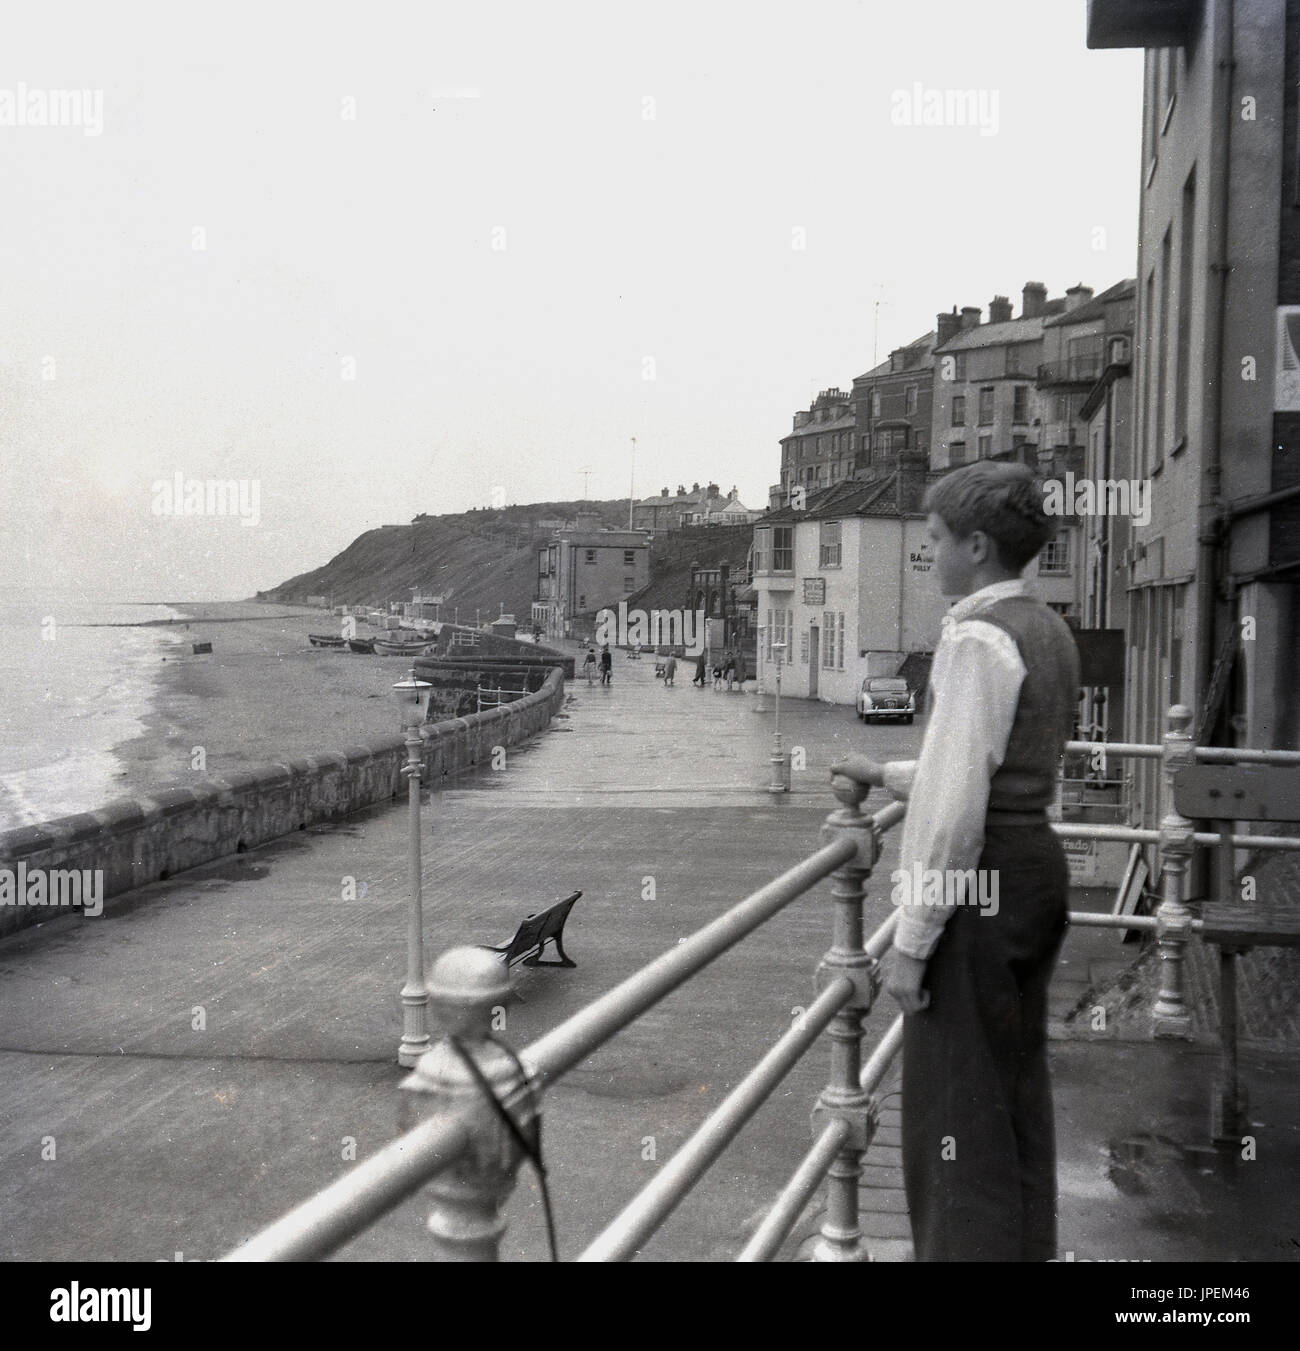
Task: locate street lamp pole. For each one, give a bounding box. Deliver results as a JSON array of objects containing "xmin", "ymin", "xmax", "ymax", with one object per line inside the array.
[
  {"xmin": 768, "ymin": 641, "xmax": 789, "ymax": 793},
  {"xmin": 393, "ymin": 667, "xmax": 434, "ymax": 1066}
]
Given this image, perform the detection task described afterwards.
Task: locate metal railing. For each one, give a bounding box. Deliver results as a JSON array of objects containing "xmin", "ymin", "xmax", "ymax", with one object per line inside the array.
[
  {"xmin": 476, "ymin": 685, "xmax": 525, "ymax": 714},
  {"xmin": 222, "ymin": 703, "xmax": 1300, "ymax": 1263}
]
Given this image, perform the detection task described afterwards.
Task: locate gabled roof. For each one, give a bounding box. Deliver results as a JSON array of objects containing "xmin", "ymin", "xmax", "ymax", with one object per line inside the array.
[
  {"xmin": 760, "ymin": 470, "xmax": 930, "ymax": 523},
  {"xmin": 852, "ymin": 330, "xmax": 936, "ymax": 384},
  {"xmin": 1042, "ymin": 278, "xmax": 1137, "ymax": 328}
]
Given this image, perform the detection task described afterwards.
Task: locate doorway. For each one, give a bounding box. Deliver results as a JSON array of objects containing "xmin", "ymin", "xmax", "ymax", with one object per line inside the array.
[{"xmin": 808, "ymin": 625, "xmax": 820, "ymax": 698}]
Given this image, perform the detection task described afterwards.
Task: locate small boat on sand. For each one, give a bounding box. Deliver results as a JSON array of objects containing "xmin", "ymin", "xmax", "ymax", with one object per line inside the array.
[
  {"xmin": 373, "ymin": 637, "xmax": 434, "ymax": 656},
  {"xmin": 308, "ymin": 633, "xmax": 347, "ymax": 648},
  {"xmin": 192, "ymin": 641, "xmax": 212, "ymax": 654},
  {"xmin": 347, "ymin": 637, "xmax": 377, "ymax": 654}
]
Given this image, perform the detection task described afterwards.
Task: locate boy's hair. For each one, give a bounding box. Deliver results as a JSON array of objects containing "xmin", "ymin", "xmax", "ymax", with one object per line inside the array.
[{"xmin": 922, "ymin": 461, "xmax": 1054, "ymax": 570}]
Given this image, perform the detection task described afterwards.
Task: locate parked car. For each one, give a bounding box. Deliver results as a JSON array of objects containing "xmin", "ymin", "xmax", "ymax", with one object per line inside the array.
[{"xmin": 857, "ymin": 676, "xmax": 915, "ymax": 724}]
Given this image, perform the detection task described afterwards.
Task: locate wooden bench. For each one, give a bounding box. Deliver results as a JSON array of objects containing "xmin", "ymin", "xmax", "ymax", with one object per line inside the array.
[{"xmin": 483, "ymin": 891, "xmax": 581, "ymax": 969}]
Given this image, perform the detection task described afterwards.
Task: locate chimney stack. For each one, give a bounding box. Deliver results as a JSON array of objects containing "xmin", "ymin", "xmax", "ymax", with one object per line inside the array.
[
  {"xmin": 936, "ymin": 307, "xmax": 962, "ymax": 347},
  {"xmin": 1022, "ymin": 281, "xmax": 1047, "ymax": 319},
  {"xmin": 1065, "ymin": 283, "xmax": 1095, "ymax": 311},
  {"xmin": 960, "ymin": 305, "xmax": 981, "ymax": 330},
  {"xmin": 988, "ymin": 295, "xmax": 1013, "ymax": 324}
]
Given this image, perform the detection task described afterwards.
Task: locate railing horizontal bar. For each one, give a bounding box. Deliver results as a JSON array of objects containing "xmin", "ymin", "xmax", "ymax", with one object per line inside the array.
[
  {"xmin": 1050, "ymin": 823, "xmax": 1162, "ymax": 844},
  {"xmin": 1068, "ymin": 911, "xmax": 1166, "ymax": 933},
  {"xmin": 1195, "ymin": 746, "xmax": 1300, "ymax": 765},
  {"xmin": 1195, "ymin": 832, "xmax": 1300, "ymax": 851},
  {"xmin": 576, "ymin": 978, "xmax": 854, "ymax": 1263},
  {"xmin": 220, "ymin": 1114, "xmax": 470, "ymax": 1262},
  {"xmin": 861, "ymin": 1014, "xmax": 904, "ymax": 1094},
  {"xmin": 864, "ymin": 909, "xmax": 899, "ymax": 961},
  {"xmin": 1065, "ymin": 739, "xmax": 1163, "ymax": 760},
  {"xmin": 871, "ymin": 800, "xmax": 908, "ymax": 834},
  {"xmin": 735, "ymin": 1121, "xmax": 849, "ymax": 1263},
  {"xmin": 522, "ymin": 836, "xmax": 857, "ymax": 1090}
]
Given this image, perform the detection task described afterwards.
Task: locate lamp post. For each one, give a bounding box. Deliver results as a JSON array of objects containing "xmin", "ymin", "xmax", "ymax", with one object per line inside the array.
[
  {"xmin": 393, "ymin": 667, "xmax": 434, "ymax": 1067},
  {"xmin": 769, "ymin": 641, "xmax": 790, "ymax": 793}
]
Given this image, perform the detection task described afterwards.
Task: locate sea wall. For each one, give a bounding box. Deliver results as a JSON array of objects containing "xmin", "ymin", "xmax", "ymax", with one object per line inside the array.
[{"xmin": 0, "ymin": 666, "xmax": 566, "ymax": 939}]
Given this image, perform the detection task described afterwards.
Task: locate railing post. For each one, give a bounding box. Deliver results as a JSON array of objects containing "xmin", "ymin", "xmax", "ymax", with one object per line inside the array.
[
  {"xmin": 1153, "ymin": 704, "xmax": 1196, "ymax": 1038},
  {"xmin": 809, "ymin": 775, "xmax": 882, "ymax": 1262},
  {"xmin": 399, "ymin": 947, "xmax": 532, "ymax": 1261}
]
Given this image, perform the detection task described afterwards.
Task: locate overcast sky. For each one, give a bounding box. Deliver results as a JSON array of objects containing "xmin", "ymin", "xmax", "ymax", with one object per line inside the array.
[{"xmin": 0, "ymin": 0, "xmax": 1143, "ymax": 602}]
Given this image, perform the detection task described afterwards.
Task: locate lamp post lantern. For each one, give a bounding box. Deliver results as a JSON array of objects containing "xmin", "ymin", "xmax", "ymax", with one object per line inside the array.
[
  {"xmin": 768, "ymin": 641, "xmax": 790, "ymax": 793},
  {"xmin": 393, "ymin": 667, "xmax": 434, "ymax": 1066}
]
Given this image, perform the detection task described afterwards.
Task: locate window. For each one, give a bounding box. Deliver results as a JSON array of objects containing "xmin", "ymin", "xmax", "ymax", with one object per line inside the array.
[
  {"xmin": 978, "ymin": 387, "xmax": 994, "ymax": 425},
  {"xmin": 822, "ymin": 612, "xmax": 846, "ymax": 669},
  {"xmin": 800, "ymin": 629, "xmax": 809, "ymax": 664},
  {"xmin": 861, "ymin": 432, "xmax": 871, "ymax": 452},
  {"xmin": 906, "ymin": 385, "xmax": 918, "ymax": 414},
  {"xmin": 819, "ymin": 521, "xmax": 842, "ymax": 568},
  {"xmin": 953, "ymin": 353, "xmax": 967, "ymax": 381},
  {"xmin": 624, "ymin": 549, "xmax": 636, "ymax": 566},
  {"xmin": 765, "ymin": 608, "xmax": 791, "ymax": 660},
  {"xmin": 1039, "ymin": 535, "xmax": 1070, "ymax": 575},
  {"xmin": 978, "ymin": 434, "xmax": 992, "ymax": 460},
  {"xmin": 624, "ymin": 576, "xmax": 636, "ymax": 592},
  {"xmin": 772, "ymin": 526, "xmax": 793, "ymax": 571},
  {"xmin": 915, "ymin": 432, "xmax": 928, "ymax": 457},
  {"xmin": 753, "ymin": 527, "xmax": 770, "ymax": 573},
  {"xmin": 952, "ymin": 395, "xmax": 966, "ymax": 426},
  {"xmin": 950, "ymin": 441, "xmax": 967, "ymax": 466},
  {"xmin": 1012, "ymin": 386, "xmax": 1028, "ymax": 424},
  {"xmin": 871, "ymin": 391, "xmax": 881, "ymax": 417},
  {"xmin": 585, "ymin": 549, "xmax": 597, "ymax": 564}
]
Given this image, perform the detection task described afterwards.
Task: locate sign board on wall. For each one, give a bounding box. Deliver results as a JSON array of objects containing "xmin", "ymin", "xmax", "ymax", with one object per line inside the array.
[
  {"xmin": 802, "ymin": 578, "xmax": 826, "ymax": 605},
  {"xmin": 909, "ymin": 548, "xmax": 934, "ymax": 574},
  {"xmin": 1062, "ymin": 836, "xmax": 1097, "ymax": 880}
]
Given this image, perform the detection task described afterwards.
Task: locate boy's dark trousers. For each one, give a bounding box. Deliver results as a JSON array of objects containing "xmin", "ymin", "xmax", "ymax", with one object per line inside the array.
[{"xmin": 900, "ymin": 820, "xmax": 1069, "ymax": 1261}]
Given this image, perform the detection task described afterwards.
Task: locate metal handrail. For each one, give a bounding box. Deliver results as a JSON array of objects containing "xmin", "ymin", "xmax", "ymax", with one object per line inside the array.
[
  {"xmin": 220, "ymin": 1114, "xmax": 470, "ymax": 1262},
  {"xmin": 577, "ymin": 977, "xmax": 855, "ymax": 1261},
  {"xmin": 222, "ymin": 702, "xmax": 1299, "ymax": 1264},
  {"xmin": 522, "ymin": 835, "xmax": 856, "ymax": 1090}
]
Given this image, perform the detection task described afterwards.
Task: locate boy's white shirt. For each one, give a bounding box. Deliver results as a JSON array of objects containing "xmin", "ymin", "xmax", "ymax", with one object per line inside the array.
[{"xmin": 881, "ymin": 577, "xmax": 1030, "ymax": 960}]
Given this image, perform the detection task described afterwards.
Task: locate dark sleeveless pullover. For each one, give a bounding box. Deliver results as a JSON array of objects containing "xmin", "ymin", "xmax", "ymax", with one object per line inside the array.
[{"xmin": 971, "ymin": 595, "xmax": 1080, "ymax": 820}]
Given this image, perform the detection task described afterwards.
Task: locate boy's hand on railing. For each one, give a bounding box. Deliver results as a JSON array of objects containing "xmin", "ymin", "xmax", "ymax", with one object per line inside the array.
[
  {"xmin": 829, "ymin": 755, "xmax": 886, "ymax": 788},
  {"xmin": 884, "ymin": 948, "xmax": 931, "ymax": 1015}
]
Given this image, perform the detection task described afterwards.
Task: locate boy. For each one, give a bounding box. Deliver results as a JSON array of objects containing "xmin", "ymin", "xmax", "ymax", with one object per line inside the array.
[{"xmin": 830, "ymin": 461, "xmax": 1080, "ymax": 1262}]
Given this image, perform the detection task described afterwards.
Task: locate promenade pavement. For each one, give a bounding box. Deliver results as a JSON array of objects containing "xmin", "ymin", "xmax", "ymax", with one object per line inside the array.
[{"xmin": 0, "ymin": 643, "xmax": 1295, "ymax": 1263}]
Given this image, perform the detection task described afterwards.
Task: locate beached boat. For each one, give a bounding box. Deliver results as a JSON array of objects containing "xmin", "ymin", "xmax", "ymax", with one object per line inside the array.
[
  {"xmin": 347, "ymin": 637, "xmax": 377, "ymax": 654},
  {"xmin": 308, "ymin": 633, "xmax": 347, "ymax": 648},
  {"xmin": 191, "ymin": 641, "xmax": 212, "ymax": 654},
  {"xmin": 373, "ymin": 637, "xmax": 434, "ymax": 657}
]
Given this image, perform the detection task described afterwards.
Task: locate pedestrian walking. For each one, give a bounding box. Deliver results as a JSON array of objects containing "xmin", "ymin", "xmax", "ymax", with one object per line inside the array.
[
  {"xmin": 582, "ymin": 647, "xmax": 597, "ymax": 685},
  {"xmin": 723, "ymin": 651, "xmax": 737, "ymax": 691},
  {"xmin": 693, "ymin": 649, "xmax": 707, "ymax": 686},
  {"xmin": 663, "ymin": 652, "xmax": 677, "ymax": 686},
  {"xmin": 599, "ymin": 644, "xmax": 613, "ymax": 685},
  {"xmin": 830, "ymin": 461, "xmax": 1080, "ymax": 1262}
]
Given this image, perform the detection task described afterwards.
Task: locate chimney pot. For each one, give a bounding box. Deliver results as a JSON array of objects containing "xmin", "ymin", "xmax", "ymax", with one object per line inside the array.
[
  {"xmin": 1022, "ymin": 281, "xmax": 1047, "ymax": 320},
  {"xmin": 960, "ymin": 305, "xmax": 981, "ymax": 330},
  {"xmin": 988, "ymin": 295, "xmax": 1013, "ymax": 324}
]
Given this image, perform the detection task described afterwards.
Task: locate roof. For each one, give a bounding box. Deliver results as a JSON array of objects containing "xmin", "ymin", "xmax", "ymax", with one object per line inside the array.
[
  {"xmin": 1043, "ymin": 278, "xmax": 1137, "ymax": 328},
  {"xmin": 853, "ymin": 330, "xmax": 936, "ymax": 384},
  {"xmin": 934, "ymin": 315, "xmax": 1045, "ymax": 352},
  {"xmin": 760, "ymin": 470, "xmax": 932, "ymax": 523},
  {"xmin": 782, "ymin": 413, "xmax": 856, "ymax": 442}
]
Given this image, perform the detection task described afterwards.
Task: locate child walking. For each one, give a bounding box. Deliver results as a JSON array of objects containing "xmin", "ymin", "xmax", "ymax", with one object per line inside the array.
[{"xmin": 831, "ymin": 461, "xmax": 1080, "ymax": 1262}]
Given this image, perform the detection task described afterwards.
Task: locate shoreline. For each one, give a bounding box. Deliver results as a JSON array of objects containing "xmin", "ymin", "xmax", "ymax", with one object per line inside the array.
[{"xmin": 106, "ymin": 601, "xmax": 410, "ymax": 806}]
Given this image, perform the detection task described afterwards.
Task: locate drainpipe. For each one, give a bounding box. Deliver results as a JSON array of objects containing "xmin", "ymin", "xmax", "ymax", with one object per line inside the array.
[{"xmin": 1196, "ymin": 0, "xmax": 1236, "ymax": 741}]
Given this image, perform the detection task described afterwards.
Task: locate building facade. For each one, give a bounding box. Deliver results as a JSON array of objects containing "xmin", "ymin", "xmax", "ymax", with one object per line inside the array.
[
  {"xmin": 1089, "ymin": 0, "xmax": 1300, "ymax": 829},
  {"xmin": 535, "ymin": 529, "xmax": 650, "ymax": 640}
]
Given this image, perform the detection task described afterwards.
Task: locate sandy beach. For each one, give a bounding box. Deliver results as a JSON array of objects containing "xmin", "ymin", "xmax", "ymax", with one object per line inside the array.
[{"xmin": 109, "ymin": 601, "xmax": 418, "ymax": 803}]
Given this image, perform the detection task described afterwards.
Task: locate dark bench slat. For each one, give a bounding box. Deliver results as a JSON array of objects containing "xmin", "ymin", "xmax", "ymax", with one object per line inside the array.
[{"xmin": 484, "ymin": 891, "xmax": 581, "ymax": 969}]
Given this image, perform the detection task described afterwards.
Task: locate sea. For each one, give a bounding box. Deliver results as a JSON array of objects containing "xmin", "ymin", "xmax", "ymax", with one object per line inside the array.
[{"xmin": 0, "ymin": 585, "xmax": 189, "ymax": 830}]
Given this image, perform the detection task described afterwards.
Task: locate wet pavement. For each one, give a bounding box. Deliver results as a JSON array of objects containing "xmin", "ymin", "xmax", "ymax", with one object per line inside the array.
[{"xmin": 0, "ymin": 640, "xmax": 1295, "ymax": 1262}]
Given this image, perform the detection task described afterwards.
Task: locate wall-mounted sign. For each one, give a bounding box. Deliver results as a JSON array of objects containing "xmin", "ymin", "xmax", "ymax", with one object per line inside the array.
[
  {"xmin": 909, "ymin": 548, "xmax": 934, "ymax": 574},
  {"xmin": 802, "ymin": 578, "xmax": 826, "ymax": 605}
]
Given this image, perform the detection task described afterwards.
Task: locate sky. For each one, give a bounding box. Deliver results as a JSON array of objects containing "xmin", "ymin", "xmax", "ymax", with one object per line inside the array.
[{"xmin": 0, "ymin": 0, "xmax": 1143, "ymax": 601}]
